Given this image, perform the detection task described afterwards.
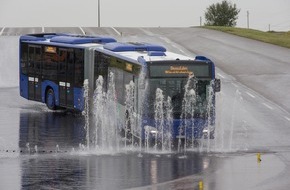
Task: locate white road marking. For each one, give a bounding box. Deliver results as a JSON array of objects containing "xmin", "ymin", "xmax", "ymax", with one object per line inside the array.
[
  {"xmin": 217, "ymin": 73, "xmax": 225, "ymax": 79},
  {"xmin": 171, "ymin": 44, "xmax": 186, "ymax": 54},
  {"xmin": 172, "ymin": 44, "xmax": 178, "ymax": 48},
  {"xmin": 79, "ymin": 27, "xmax": 86, "ymax": 35},
  {"xmin": 232, "ymin": 83, "xmax": 238, "ymax": 88},
  {"xmin": 159, "ymin": 36, "xmax": 171, "ymax": 43},
  {"xmin": 262, "ymin": 103, "xmax": 274, "ymax": 110},
  {"xmin": 0, "ymin": 27, "xmax": 5, "ymax": 36},
  {"xmin": 111, "ymin": 27, "xmax": 121, "ymax": 36},
  {"xmin": 246, "ymin": 92, "xmax": 255, "ymax": 98},
  {"xmin": 179, "ymin": 49, "xmax": 186, "ymax": 54}
]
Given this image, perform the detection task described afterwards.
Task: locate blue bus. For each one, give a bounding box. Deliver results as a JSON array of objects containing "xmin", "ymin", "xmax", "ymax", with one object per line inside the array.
[
  {"xmin": 19, "ymin": 33, "xmax": 220, "ymax": 147},
  {"xmin": 19, "ymin": 33, "xmax": 116, "ymax": 110}
]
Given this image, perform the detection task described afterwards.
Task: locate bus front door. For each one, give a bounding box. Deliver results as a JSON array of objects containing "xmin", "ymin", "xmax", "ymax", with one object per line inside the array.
[
  {"xmin": 28, "ymin": 45, "xmax": 42, "ymax": 101},
  {"xmin": 59, "ymin": 49, "xmax": 74, "ymax": 109}
]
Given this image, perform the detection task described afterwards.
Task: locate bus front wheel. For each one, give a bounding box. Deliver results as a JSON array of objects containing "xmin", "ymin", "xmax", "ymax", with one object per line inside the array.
[{"xmin": 46, "ymin": 88, "xmax": 56, "ymax": 110}]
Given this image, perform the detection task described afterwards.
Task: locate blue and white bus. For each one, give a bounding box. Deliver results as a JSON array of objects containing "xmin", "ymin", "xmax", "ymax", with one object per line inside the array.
[
  {"xmin": 19, "ymin": 33, "xmax": 116, "ymax": 110},
  {"xmin": 19, "ymin": 33, "xmax": 220, "ymax": 146}
]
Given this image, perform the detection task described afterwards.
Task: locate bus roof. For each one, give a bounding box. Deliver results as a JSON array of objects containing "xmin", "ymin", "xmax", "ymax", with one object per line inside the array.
[
  {"xmin": 20, "ymin": 33, "xmax": 211, "ymax": 64},
  {"xmin": 97, "ymin": 43, "xmax": 196, "ymax": 63},
  {"xmin": 20, "ymin": 33, "xmax": 117, "ymax": 44},
  {"xmin": 103, "ymin": 42, "xmax": 166, "ymax": 52},
  {"xmin": 50, "ymin": 36, "xmax": 116, "ymax": 44}
]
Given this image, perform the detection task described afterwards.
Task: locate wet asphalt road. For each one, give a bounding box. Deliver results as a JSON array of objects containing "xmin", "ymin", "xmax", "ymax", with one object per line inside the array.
[
  {"xmin": 1, "ymin": 27, "xmax": 290, "ymax": 190},
  {"xmin": 0, "ymin": 88, "xmax": 219, "ymax": 190},
  {"xmin": 1, "ymin": 87, "xmax": 289, "ymax": 190}
]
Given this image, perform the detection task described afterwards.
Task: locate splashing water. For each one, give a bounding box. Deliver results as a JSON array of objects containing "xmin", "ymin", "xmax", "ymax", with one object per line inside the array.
[
  {"xmin": 152, "ymin": 88, "xmax": 173, "ymax": 152},
  {"xmin": 228, "ymin": 89, "xmax": 243, "ymax": 151},
  {"xmin": 154, "ymin": 88, "xmax": 165, "ymax": 151},
  {"xmin": 83, "ymin": 79, "xmax": 90, "ymax": 149},
  {"xmin": 92, "ymin": 73, "xmax": 120, "ymax": 152},
  {"xmin": 93, "ymin": 76, "xmax": 104, "ymax": 148},
  {"xmin": 105, "ymin": 72, "xmax": 119, "ymax": 150},
  {"xmin": 199, "ymin": 80, "xmax": 215, "ymax": 152},
  {"xmin": 164, "ymin": 96, "xmax": 173, "ymax": 152},
  {"xmin": 124, "ymin": 80, "xmax": 137, "ymax": 148},
  {"xmin": 82, "ymin": 71, "xmax": 222, "ymax": 154},
  {"xmin": 179, "ymin": 75, "xmax": 196, "ymax": 152}
]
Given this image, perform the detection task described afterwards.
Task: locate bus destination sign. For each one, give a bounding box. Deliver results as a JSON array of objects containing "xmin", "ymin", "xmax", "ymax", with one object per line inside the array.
[
  {"xmin": 149, "ymin": 63, "xmax": 210, "ymax": 78},
  {"xmin": 165, "ymin": 66, "xmax": 193, "ymax": 75}
]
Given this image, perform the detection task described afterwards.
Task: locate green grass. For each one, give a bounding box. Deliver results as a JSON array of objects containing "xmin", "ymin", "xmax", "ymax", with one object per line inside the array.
[{"xmin": 202, "ymin": 26, "xmax": 290, "ymax": 49}]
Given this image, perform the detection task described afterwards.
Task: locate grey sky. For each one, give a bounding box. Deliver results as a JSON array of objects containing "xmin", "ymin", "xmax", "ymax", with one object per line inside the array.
[{"xmin": 0, "ymin": 0, "xmax": 289, "ymax": 31}]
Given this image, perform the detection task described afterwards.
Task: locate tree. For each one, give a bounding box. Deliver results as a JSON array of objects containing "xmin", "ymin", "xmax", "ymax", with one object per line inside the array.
[{"xmin": 205, "ymin": 0, "xmax": 240, "ymax": 27}]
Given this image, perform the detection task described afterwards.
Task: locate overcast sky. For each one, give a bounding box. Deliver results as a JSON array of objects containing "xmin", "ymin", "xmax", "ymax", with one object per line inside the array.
[{"xmin": 0, "ymin": 0, "xmax": 290, "ymax": 31}]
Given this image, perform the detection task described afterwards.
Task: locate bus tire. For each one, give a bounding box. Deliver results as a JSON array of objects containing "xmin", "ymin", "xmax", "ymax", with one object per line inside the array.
[{"xmin": 46, "ymin": 88, "xmax": 56, "ymax": 110}]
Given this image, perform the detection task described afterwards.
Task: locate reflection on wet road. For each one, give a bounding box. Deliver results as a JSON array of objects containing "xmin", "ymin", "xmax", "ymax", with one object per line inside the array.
[
  {"xmin": 17, "ymin": 109, "xmax": 213, "ymax": 189},
  {"xmin": 19, "ymin": 152, "xmax": 212, "ymax": 190},
  {"xmin": 0, "ymin": 88, "xmax": 215, "ymax": 190},
  {"xmin": 19, "ymin": 111, "xmax": 86, "ymax": 153}
]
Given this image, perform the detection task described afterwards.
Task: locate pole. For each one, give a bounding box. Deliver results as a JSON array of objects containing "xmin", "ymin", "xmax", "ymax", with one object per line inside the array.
[
  {"xmin": 247, "ymin": 11, "xmax": 249, "ymax": 29},
  {"xmin": 200, "ymin": 16, "xmax": 202, "ymax": 26},
  {"xmin": 98, "ymin": 0, "xmax": 100, "ymax": 27}
]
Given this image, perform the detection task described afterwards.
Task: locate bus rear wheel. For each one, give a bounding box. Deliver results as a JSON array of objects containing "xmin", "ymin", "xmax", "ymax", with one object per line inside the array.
[{"xmin": 46, "ymin": 88, "xmax": 56, "ymax": 110}]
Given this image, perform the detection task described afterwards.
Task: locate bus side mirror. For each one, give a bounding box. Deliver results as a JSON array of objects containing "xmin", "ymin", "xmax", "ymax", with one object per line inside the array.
[{"xmin": 214, "ymin": 79, "xmax": 221, "ymax": 92}]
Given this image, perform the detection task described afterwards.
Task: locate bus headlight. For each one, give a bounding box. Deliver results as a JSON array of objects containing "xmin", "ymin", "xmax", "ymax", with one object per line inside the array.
[
  {"xmin": 203, "ymin": 127, "xmax": 209, "ymax": 135},
  {"xmin": 144, "ymin": 125, "xmax": 158, "ymax": 134}
]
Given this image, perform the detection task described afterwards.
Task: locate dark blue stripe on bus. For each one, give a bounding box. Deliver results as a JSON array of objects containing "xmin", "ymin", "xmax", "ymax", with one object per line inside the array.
[
  {"xmin": 50, "ymin": 36, "xmax": 117, "ymax": 44},
  {"xmin": 104, "ymin": 42, "xmax": 166, "ymax": 52}
]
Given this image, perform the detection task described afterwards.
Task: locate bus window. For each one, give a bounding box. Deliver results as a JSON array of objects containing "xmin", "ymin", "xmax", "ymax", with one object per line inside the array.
[
  {"xmin": 28, "ymin": 46, "xmax": 35, "ymax": 76},
  {"xmin": 124, "ymin": 71, "xmax": 134, "ymax": 86},
  {"xmin": 20, "ymin": 43, "xmax": 28, "ymax": 75},
  {"xmin": 43, "ymin": 46, "xmax": 58, "ymax": 81},
  {"xmin": 35, "ymin": 47, "xmax": 42, "ymax": 76},
  {"xmin": 74, "ymin": 49, "xmax": 84, "ymax": 87},
  {"xmin": 67, "ymin": 51, "xmax": 74, "ymax": 84},
  {"xmin": 58, "ymin": 48, "xmax": 74, "ymax": 83},
  {"xmin": 58, "ymin": 49, "xmax": 67, "ymax": 82},
  {"xmin": 94, "ymin": 52, "xmax": 110, "ymax": 90},
  {"xmin": 109, "ymin": 67, "xmax": 124, "ymax": 104},
  {"xmin": 28, "ymin": 45, "xmax": 42, "ymax": 77}
]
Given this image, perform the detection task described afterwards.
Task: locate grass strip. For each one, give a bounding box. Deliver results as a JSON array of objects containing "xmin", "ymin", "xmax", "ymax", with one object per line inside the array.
[{"xmin": 203, "ymin": 26, "xmax": 290, "ymax": 49}]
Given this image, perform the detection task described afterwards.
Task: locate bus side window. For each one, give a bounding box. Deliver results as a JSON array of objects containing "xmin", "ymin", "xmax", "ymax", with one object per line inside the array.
[
  {"xmin": 35, "ymin": 47, "xmax": 42, "ymax": 77},
  {"xmin": 58, "ymin": 49, "xmax": 67, "ymax": 82},
  {"xmin": 124, "ymin": 71, "xmax": 134, "ymax": 96},
  {"xmin": 111, "ymin": 67, "xmax": 124, "ymax": 104},
  {"xmin": 98, "ymin": 53, "xmax": 110, "ymax": 90},
  {"xmin": 124, "ymin": 71, "xmax": 134, "ymax": 86},
  {"xmin": 74, "ymin": 49, "xmax": 84, "ymax": 87},
  {"xmin": 43, "ymin": 48, "xmax": 57, "ymax": 81},
  {"xmin": 20, "ymin": 43, "xmax": 28, "ymax": 75},
  {"xmin": 28, "ymin": 46, "xmax": 35, "ymax": 76},
  {"xmin": 67, "ymin": 51, "xmax": 74, "ymax": 84}
]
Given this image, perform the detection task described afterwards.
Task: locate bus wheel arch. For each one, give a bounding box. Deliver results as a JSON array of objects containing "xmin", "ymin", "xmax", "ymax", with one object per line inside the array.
[{"xmin": 45, "ymin": 87, "xmax": 56, "ymax": 110}]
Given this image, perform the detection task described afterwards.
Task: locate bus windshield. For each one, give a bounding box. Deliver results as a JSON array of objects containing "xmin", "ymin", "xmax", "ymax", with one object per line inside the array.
[
  {"xmin": 144, "ymin": 61, "xmax": 214, "ymax": 119},
  {"xmin": 145, "ymin": 77, "xmax": 211, "ymax": 119}
]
